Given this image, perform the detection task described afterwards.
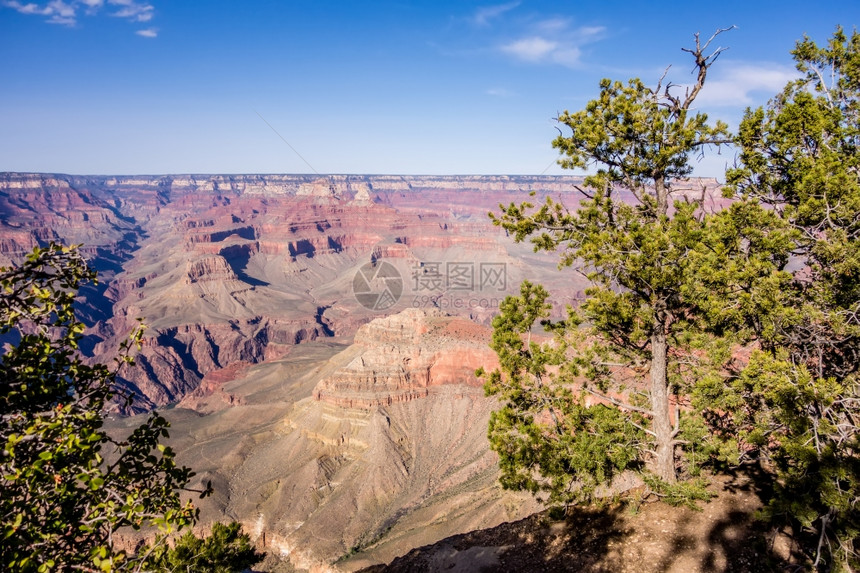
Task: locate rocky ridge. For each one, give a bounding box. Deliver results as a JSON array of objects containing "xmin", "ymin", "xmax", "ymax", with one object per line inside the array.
[
  {"xmin": 312, "ymin": 309, "xmax": 497, "ymax": 409},
  {"xmin": 2, "ymin": 172, "xmax": 633, "ymax": 410},
  {"xmin": 117, "ymin": 309, "xmax": 539, "ymax": 572}
]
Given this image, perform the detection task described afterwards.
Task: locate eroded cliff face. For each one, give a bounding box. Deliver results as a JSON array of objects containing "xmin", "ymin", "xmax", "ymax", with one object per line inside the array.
[
  {"xmin": 4, "ymin": 172, "xmax": 728, "ymax": 570},
  {"xmin": 313, "ymin": 309, "xmax": 497, "ymax": 409},
  {"xmin": 0, "ymin": 176, "xmax": 139, "ymax": 265},
  {"xmin": 145, "ymin": 309, "xmax": 536, "ymax": 572},
  {"xmin": 2, "ymin": 172, "xmax": 638, "ymax": 410},
  {"xmin": 0, "ymin": 172, "xmax": 728, "ymax": 412}
]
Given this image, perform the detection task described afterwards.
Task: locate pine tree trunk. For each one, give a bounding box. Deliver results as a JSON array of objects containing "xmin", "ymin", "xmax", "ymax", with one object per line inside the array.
[
  {"xmin": 650, "ymin": 174, "xmax": 676, "ymax": 483},
  {"xmin": 654, "ymin": 176, "xmax": 668, "ymax": 217},
  {"xmin": 650, "ymin": 320, "xmax": 676, "ymax": 483}
]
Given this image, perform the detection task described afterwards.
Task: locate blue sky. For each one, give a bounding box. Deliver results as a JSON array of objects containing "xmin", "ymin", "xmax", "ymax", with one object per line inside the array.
[{"xmin": 1, "ymin": 1, "xmax": 857, "ymax": 177}]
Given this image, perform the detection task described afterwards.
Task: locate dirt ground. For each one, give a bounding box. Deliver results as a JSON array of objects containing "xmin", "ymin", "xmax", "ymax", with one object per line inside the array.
[{"xmin": 357, "ymin": 468, "xmax": 807, "ymax": 573}]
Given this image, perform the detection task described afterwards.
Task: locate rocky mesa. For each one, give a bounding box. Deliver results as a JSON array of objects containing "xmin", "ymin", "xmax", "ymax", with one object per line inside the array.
[{"xmin": 115, "ymin": 309, "xmax": 539, "ymax": 572}]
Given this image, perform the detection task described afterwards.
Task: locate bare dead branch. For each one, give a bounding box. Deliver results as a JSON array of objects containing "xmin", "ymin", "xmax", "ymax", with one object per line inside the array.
[{"xmin": 678, "ymin": 26, "xmax": 737, "ymax": 110}]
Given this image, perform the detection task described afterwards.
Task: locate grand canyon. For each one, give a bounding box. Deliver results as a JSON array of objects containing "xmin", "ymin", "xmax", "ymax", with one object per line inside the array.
[
  {"xmin": 0, "ymin": 172, "xmax": 729, "ymax": 571},
  {"xmin": 6, "ymin": 1, "xmax": 856, "ymax": 569}
]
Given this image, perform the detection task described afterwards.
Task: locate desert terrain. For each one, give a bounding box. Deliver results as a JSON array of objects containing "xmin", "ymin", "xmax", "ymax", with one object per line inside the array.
[{"xmin": 0, "ymin": 172, "xmax": 737, "ymax": 571}]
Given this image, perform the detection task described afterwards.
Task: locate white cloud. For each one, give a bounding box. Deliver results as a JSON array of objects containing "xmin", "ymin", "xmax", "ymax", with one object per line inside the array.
[
  {"xmin": 4, "ymin": 1, "xmax": 49, "ymax": 15},
  {"xmin": 3, "ymin": 0, "xmax": 155, "ymax": 30},
  {"xmin": 109, "ymin": 0, "xmax": 153, "ymax": 22},
  {"xmin": 135, "ymin": 26, "xmax": 155, "ymax": 37},
  {"xmin": 487, "ymin": 87, "xmax": 515, "ymax": 97},
  {"xmin": 5, "ymin": 0, "xmax": 75, "ymax": 24},
  {"xmin": 501, "ymin": 36, "xmax": 557, "ymax": 61},
  {"xmin": 577, "ymin": 26, "xmax": 606, "ymax": 41},
  {"xmin": 550, "ymin": 47, "xmax": 582, "ymax": 67},
  {"xmin": 79, "ymin": 0, "xmax": 100, "ymax": 15},
  {"xmin": 694, "ymin": 64, "xmax": 798, "ymax": 106},
  {"xmin": 46, "ymin": 0, "xmax": 75, "ymax": 24},
  {"xmin": 473, "ymin": 1, "xmax": 519, "ymax": 27},
  {"xmin": 497, "ymin": 19, "xmax": 605, "ymax": 68}
]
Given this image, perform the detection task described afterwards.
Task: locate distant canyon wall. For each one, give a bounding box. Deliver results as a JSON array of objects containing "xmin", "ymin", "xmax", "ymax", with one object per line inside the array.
[{"xmin": 0, "ymin": 172, "xmax": 725, "ymax": 411}]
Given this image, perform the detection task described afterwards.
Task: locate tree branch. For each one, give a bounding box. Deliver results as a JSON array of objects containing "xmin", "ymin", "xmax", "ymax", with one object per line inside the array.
[{"xmin": 584, "ymin": 387, "xmax": 654, "ymax": 418}]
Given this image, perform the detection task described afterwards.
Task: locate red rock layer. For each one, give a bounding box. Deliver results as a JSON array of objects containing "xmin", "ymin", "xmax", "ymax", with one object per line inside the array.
[{"xmin": 313, "ymin": 309, "xmax": 498, "ymax": 409}]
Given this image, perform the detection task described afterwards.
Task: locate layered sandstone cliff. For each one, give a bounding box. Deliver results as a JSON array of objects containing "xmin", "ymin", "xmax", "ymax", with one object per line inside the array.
[
  {"xmin": 312, "ymin": 309, "xmax": 496, "ymax": 408},
  {"xmin": 0, "ymin": 171, "xmax": 723, "ymax": 411},
  {"xmin": 3, "ymin": 172, "xmax": 730, "ymax": 570},
  {"xmin": 146, "ymin": 310, "xmax": 535, "ymax": 572}
]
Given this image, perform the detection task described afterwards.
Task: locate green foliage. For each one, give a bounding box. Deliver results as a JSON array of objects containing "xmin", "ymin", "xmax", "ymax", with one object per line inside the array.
[
  {"xmin": 484, "ymin": 29, "xmax": 740, "ymax": 507},
  {"xmin": 0, "ymin": 244, "xmax": 209, "ymax": 572},
  {"xmin": 553, "ymin": 77, "xmax": 728, "ymax": 202},
  {"xmin": 142, "ymin": 521, "xmax": 265, "ymax": 573},
  {"xmin": 640, "ymin": 474, "xmax": 713, "ymax": 510},
  {"xmin": 486, "ymin": 26, "xmax": 860, "ymax": 568},
  {"xmin": 483, "ymin": 283, "xmax": 644, "ymax": 505},
  {"xmin": 723, "ymin": 27, "xmax": 860, "ymax": 571}
]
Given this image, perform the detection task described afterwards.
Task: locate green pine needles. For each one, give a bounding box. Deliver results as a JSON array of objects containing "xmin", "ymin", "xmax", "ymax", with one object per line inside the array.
[{"xmin": 483, "ymin": 27, "xmax": 860, "ymax": 571}]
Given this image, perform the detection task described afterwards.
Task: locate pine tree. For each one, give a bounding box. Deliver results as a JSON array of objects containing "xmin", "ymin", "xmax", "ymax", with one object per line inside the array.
[
  {"xmin": 721, "ymin": 27, "xmax": 860, "ymax": 571},
  {"xmin": 483, "ymin": 29, "xmax": 735, "ymax": 506},
  {"xmin": 142, "ymin": 521, "xmax": 265, "ymax": 573}
]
